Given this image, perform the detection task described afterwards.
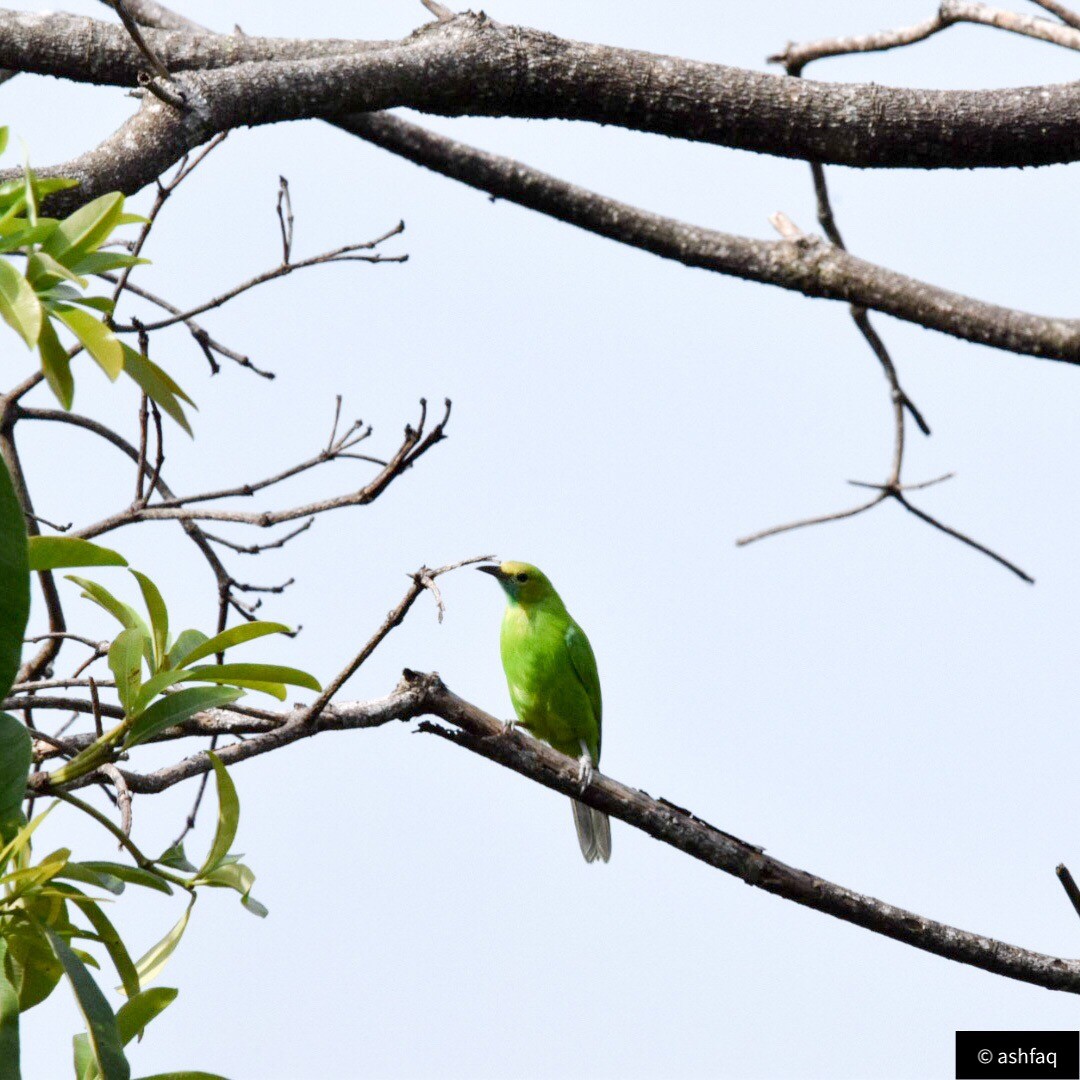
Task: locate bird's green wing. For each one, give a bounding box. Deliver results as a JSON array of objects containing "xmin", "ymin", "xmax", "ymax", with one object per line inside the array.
[{"xmin": 564, "ymin": 620, "xmax": 602, "ymax": 760}]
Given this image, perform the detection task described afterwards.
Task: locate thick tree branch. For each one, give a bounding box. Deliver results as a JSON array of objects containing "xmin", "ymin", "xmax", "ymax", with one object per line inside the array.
[
  {"xmin": 5, "ymin": 8, "xmax": 1080, "ymax": 211},
  {"xmin": 25, "ymin": 669, "xmax": 1080, "ymax": 995},
  {"xmin": 341, "ymin": 113, "xmax": 1080, "ymax": 363}
]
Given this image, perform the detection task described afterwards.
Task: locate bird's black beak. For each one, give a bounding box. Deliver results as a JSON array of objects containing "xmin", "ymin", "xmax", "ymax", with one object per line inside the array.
[{"xmin": 476, "ymin": 564, "xmax": 503, "ymax": 579}]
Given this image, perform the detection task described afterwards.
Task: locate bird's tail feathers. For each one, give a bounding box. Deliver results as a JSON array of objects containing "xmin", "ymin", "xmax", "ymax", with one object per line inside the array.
[{"xmin": 572, "ymin": 799, "xmax": 612, "ymax": 863}]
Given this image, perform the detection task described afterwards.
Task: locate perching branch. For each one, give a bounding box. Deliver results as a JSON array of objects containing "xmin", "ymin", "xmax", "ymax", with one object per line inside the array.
[{"xmin": 24, "ymin": 668, "xmax": 1080, "ymax": 996}]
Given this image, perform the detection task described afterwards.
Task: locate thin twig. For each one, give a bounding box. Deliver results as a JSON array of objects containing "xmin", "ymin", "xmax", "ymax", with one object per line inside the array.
[
  {"xmin": 111, "ymin": 137, "xmax": 232, "ymax": 308},
  {"xmin": 24, "ymin": 633, "xmax": 108, "ymax": 651},
  {"xmin": 88, "ymin": 678, "xmax": 104, "ymax": 739},
  {"xmin": 102, "ymin": 273, "xmax": 273, "ymax": 379},
  {"xmin": 64, "ymin": 398, "xmax": 451, "ymax": 537},
  {"xmin": 1031, "ymin": 0, "xmax": 1080, "ymax": 31},
  {"xmin": 1056, "ymin": 864, "xmax": 1080, "ymax": 920},
  {"xmin": 893, "ymin": 493, "xmax": 1034, "ymax": 583},
  {"xmin": 169, "ymin": 736, "xmax": 216, "ymax": 849},
  {"xmin": 299, "ymin": 554, "xmax": 495, "ymax": 729},
  {"xmin": 99, "ymin": 763, "xmax": 132, "ymax": 836},
  {"xmin": 106, "ymin": 0, "xmax": 174, "ymax": 80},
  {"xmin": 736, "ymin": 494, "xmax": 887, "ymax": 547},
  {"xmin": 116, "ymin": 223, "xmax": 407, "ymax": 334},
  {"xmin": 276, "ymin": 176, "xmax": 293, "ymax": 263},
  {"xmin": 26, "ymin": 512, "xmax": 72, "ymax": 533},
  {"xmin": 203, "ymin": 518, "xmax": 315, "ymax": 555},
  {"xmin": 769, "ymin": 0, "xmax": 1080, "ymax": 71}
]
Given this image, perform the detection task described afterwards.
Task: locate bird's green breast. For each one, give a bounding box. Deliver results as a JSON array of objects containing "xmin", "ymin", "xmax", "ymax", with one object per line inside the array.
[{"xmin": 499, "ymin": 601, "xmax": 601, "ymax": 762}]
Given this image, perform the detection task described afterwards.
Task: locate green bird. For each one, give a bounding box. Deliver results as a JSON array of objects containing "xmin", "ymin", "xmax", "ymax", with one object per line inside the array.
[{"xmin": 478, "ymin": 560, "xmax": 611, "ymax": 863}]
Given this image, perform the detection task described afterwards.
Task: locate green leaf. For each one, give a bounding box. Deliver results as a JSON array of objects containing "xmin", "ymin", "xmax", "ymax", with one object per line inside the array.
[
  {"xmin": 183, "ymin": 663, "xmax": 320, "ymax": 693},
  {"xmin": 74, "ymin": 1032, "xmax": 93, "ymax": 1080},
  {"xmin": 45, "ymin": 929, "xmax": 130, "ymax": 1080},
  {"xmin": 198, "ymin": 861, "xmax": 266, "ymax": 918},
  {"xmin": 37, "ymin": 315, "xmax": 74, "ymax": 409},
  {"xmin": 64, "ymin": 295, "xmax": 115, "ymax": 315},
  {"xmin": 114, "ymin": 987, "xmax": 177, "ymax": 1046},
  {"xmin": 65, "ymin": 892, "xmax": 139, "ymax": 999},
  {"xmin": 26, "ymin": 251, "xmax": 86, "ymax": 289},
  {"xmin": 129, "ymin": 572, "xmax": 168, "ymax": 671},
  {"xmin": 129, "ymin": 670, "xmax": 192, "ymax": 714},
  {"xmin": 0, "ymin": 259, "xmax": 41, "ymax": 347},
  {"xmin": 197, "ymin": 754, "xmax": 238, "ymax": 877},
  {"xmin": 133, "ymin": 1073, "xmax": 229, "ymax": 1080},
  {"xmin": 120, "ymin": 346, "xmax": 195, "ymax": 437},
  {"xmin": 0, "ymin": 456, "xmax": 28, "ymax": 702},
  {"xmin": 65, "ymin": 577, "xmax": 152, "ymax": 666},
  {"xmin": 130, "ymin": 898, "xmax": 193, "ymax": 989},
  {"xmin": 0, "ymin": 715, "xmax": 30, "ymax": 826},
  {"xmin": 0, "ymin": 804, "xmax": 55, "ymax": 877},
  {"xmin": 0, "ymin": 128, "xmax": 8, "ymax": 159},
  {"xmin": 76, "ymin": 863, "xmax": 172, "ymax": 896},
  {"xmin": 50, "ymin": 305, "xmax": 122, "ymax": 380},
  {"xmin": 54, "ymin": 863, "xmax": 124, "ymax": 896},
  {"xmin": 42, "ymin": 193, "xmax": 124, "ymax": 265},
  {"xmin": 28, "ymin": 177, "xmax": 77, "ymax": 202},
  {"xmin": 1, "ymin": 847, "xmax": 70, "ymax": 897},
  {"xmin": 131, "ymin": 662, "xmax": 315, "ymax": 713},
  {"xmin": 154, "ymin": 843, "xmax": 195, "ymax": 875},
  {"xmin": 20, "ymin": 165, "xmax": 37, "ymax": 229},
  {"xmin": 163, "ymin": 631, "xmax": 207, "ymax": 671},
  {"xmin": 27, "ymin": 537, "xmax": 127, "ymax": 572},
  {"xmin": 0, "ymin": 937, "xmax": 21, "ymax": 1080},
  {"xmin": 70, "ymin": 950, "xmax": 101, "ymax": 972},
  {"xmin": 174, "ymin": 622, "xmax": 290, "ymax": 668},
  {"xmin": 108, "ymin": 629, "xmax": 144, "ymax": 715},
  {"xmin": 67, "ymin": 252, "xmax": 148, "ymax": 277},
  {"xmin": 0, "ymin": 221, "xmax": 59, "ymax": 253},
  {"xmin": 3, "ymin": 916, "xmax": 63, "ymax": 1011},
  {"xmin": 123, "ymin": 686, "xmax": 242, "ymax": 751}
]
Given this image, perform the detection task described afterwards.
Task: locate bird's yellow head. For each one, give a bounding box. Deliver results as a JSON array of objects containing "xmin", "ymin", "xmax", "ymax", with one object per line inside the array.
[{"xmin": 477, "ymin": 560, "xmax": 560, "ymax": 606}]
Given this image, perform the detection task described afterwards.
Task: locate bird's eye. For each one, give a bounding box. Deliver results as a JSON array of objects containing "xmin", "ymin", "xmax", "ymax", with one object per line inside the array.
[{"xmin": 516, "ymin": 573, "xmax": 529, "ymax": 583}]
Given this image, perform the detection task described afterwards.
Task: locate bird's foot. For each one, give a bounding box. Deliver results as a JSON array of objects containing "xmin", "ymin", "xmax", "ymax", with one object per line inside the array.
[
  {"xmin": 576, "ymin": 752, "xmax": 594, "ymax": 793},
  {"xmin": 500, "ymin": 718, "xmax": 517, "ymax": 737}
]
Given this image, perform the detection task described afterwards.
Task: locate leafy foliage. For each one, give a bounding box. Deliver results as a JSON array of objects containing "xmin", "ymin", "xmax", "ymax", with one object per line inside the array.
[
  {"xmin": 0, "ymin": 453, "xmax": 29, "ymax": 709},
  {"xmin": 1, "ymin": 748, "xmax": 256, "ymax": 1078},
  {"xmin": 52, "ymin": 567, "xmax": 319, "ymax": 784},
  {"xmin": 0, "ymin": 130, "xmax": 194, "ymax": 429}
]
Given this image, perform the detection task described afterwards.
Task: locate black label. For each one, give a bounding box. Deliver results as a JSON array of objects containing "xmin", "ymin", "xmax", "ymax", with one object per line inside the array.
[{"xmin": 956, "ymin": 1031, "xmax": 1079, "ymax": 1079}]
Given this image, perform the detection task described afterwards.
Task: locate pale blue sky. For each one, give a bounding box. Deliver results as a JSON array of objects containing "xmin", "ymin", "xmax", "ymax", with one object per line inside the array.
[{"xmin": 12, "ymin": 2, "xmax": 1080, "ymax": 1077}]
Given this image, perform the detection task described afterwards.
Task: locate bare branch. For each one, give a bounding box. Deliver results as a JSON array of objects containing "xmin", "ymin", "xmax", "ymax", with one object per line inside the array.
[
  {"xmin": 5, "ymin": 9, "xmax": 1080, "ymax": 217},
  {"xmin": 102, "ymin": 274, "xmax": 273, "ymax": 378},
  {"xmin": 276, "ymin": 175, "xmax": 293, "ymax": 264},
  {"xmin": 893, "ymin": 492, "xmax": 1034, "ymax": 583},
  {"xmin": 299, "ymin": 553, "xmax": 494, "ymax": 729},
  {"xmin": 1031, "ymin": 0, "xmax": 1080, "ymax": 30},
  {"xmin": 99, "ymin": 762, "xmax": 132, "ymax": 835},
  {"xmin": 770, "ymin": 0, "xmax": 1080, "ymax": 72},
  {"xmin": 67, "ymin": 398, "xmax": 452, "ymax": 537},
  {"xmin": 736, "ymin": 493, "xmax": 888, "ymax": 547},
  {"xmin": 26, "ymin": 670, "xmax": 1080, "ymax": 995},
  {"xmin": 1057, "ymin": 864, "xmax": 1080, "ymax": 921},
  {"xmin": 342, "ymin": 113, "xmax": 1080, "ymax": 364},
  {"xmin": 203, "ymin": 518, "xmax": 314, "ymax": 555},
  {"xmin": 104, "ymin": 0, "xmax": 175, "ymax": 81},
  {"xmin": 113, "ymin": 224, "xmax": 406, "ymax": 334}
]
